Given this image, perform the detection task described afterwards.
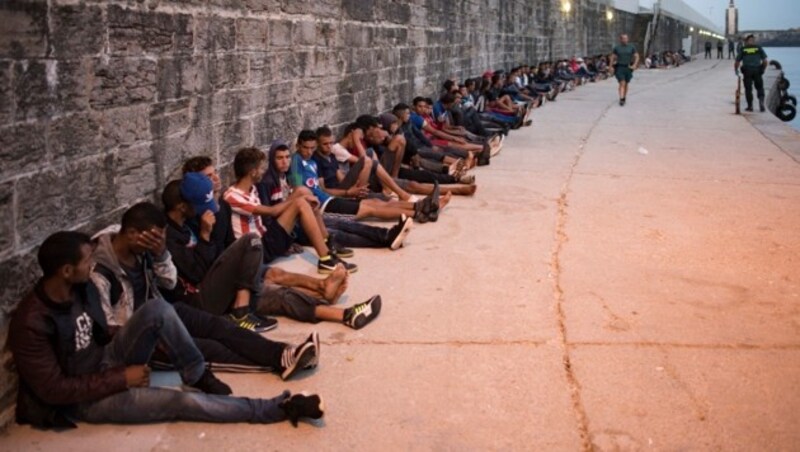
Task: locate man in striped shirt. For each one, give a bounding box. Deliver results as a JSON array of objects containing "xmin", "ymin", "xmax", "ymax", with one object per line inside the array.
[{"xmin": 223, "ymin": 147, "xmax": 357, "ymax": 274}]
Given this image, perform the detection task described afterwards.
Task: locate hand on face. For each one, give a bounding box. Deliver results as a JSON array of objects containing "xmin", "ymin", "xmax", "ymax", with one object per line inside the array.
[
  {"xmin": 200, "ymin": 210, "xmax": 216, "ymax": 230},
  {"xmin": 135, "ymin": 227, "xmax": 167, "ymax": 257}
]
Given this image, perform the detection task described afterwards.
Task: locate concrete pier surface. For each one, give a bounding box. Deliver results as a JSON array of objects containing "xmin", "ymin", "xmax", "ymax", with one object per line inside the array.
[{"xmin": 3, "ymin": 58, "xmax": 799, "ymax": 451}]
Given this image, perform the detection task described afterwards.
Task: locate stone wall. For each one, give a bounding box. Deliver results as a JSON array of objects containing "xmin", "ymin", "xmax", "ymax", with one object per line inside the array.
[{"xmin": 0, "ymin": 0, "xmax": 694, "ymax": 426}]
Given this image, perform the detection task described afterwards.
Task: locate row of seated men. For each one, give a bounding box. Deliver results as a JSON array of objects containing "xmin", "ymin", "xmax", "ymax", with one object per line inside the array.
[{"xmin": 8, "ymin": 66, "xmax": 600, "ymax": 429}]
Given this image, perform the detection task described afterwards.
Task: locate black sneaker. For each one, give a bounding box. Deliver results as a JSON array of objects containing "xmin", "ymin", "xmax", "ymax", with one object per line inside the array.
[
  {"xmin": 745, "ymin": 105, "xmax": 753, "ymax": 112},
  {"xmin": 280, "ymin": 392, "xmax": 325, "ymax": 427},
  {"xmin": 326, "ymin": 234, "xmax": 354, "ymax": 259},
  {"xmin": 253, "ymin": 312, "xmax": 279, "ymax": 331},
  {"xmin": 190, "ymin": 369, "xmax": 232, "ymax": 395},
  {"xmin": 318, "ymin": 254, "xmax": 357, "ymax": 274},
  {"xmin": 229, "ymin": 312, "xmax": 277, "ymax": 333},
  {"xmin": 280, "ymin": 336, "xmax": 317, "ymax": 381},
  {"xmin": 387, "ymin": 215, "xmax": 413, "ymax": 250},
  {"xmin": 344, "ymin": 295, "xmax": 382, "ymax": 330}
]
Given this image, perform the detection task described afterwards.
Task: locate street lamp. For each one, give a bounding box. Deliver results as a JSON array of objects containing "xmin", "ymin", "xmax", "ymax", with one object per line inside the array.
[
  {"xmin": 606, "ymin": 10, "xmax": 614, "ymax": 21},
  {"xmin": 561, "ymin": 1, "xmax": 572, "ymax": 14}
]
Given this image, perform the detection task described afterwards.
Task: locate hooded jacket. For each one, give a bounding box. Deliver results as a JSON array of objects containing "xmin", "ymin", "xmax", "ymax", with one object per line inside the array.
[
  {"xmin": 90, "ymin": 225, "xmax": 177, "ymax": 327},
  {"xmin": 8, "ymin": 281, "xmax": 125, "ymax": 428},
  {"xmin": 256, "ymin": 144, "xmax": 289, "ymax": 207}
]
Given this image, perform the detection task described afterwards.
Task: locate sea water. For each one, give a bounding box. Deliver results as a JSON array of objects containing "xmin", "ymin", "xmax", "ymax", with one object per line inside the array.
[{"xmin": 764, "ymin": 47, "xmax": 800, "ymax": 131}]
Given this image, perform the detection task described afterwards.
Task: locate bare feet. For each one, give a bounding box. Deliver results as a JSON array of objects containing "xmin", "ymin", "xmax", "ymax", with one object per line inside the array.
[
  {"xmin": 323, "ymin": 264, "xmax": 348, "ymax": 304},
  {"xmin": 444, "ymin": 184, "xmax": 477, "ymax": 196},
  {"xmin": 439, "ymin": 191, "xmax": 453, "ymax": 209}
]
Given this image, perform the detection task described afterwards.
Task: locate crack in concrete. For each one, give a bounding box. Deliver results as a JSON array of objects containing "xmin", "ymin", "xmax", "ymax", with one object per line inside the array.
[
  {"xmin": 569, "ymin": 341, "xmax": 800, "ymax": 350},
  {"xmin": 321, "ymin": 339, "xmax": 552, "ymax": 347},
  {"xmin": 550, "ymin": 99, "xmax": 615, "ymax": 452},
  {"xmin": 573, "ymin": 171, "xmax": 800, "ymax": 187}
]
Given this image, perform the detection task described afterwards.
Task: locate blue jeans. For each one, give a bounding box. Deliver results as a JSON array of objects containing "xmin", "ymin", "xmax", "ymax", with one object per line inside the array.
[
  {"xmin": 75, "ymin": 298, "xmax": 289, "ymax": 424},
  {"xmin": 75, "ymin": 388, "xmax": 289, "ymax": 424},
  {"xmin": 101, "ymin": 297, "xmax": 205, "ymax": 385}
]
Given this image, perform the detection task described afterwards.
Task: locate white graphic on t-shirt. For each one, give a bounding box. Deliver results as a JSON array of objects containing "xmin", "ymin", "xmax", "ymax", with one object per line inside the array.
[{"xmin": 75, "ymin": 312, "xmax": 93, "ymax": 351}]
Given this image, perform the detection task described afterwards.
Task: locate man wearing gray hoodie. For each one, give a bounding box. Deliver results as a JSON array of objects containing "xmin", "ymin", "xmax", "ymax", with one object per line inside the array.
[{"xmin": 91, "ymin": 202, "xmax": 319, "ymax": 380}]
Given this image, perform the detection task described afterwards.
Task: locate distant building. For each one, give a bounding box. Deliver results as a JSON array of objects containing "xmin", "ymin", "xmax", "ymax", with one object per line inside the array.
[{"xmin": 726, "ymin": 0, "xmax": 738, "ymax": 37}]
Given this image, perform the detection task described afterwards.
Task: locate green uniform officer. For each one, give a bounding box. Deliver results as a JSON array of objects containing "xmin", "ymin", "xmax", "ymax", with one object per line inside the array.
[
  {"xmin": 609, "ymin": 33, "xmax": 640, "ymax": 107},
  {"xmin": 735, "ymin": 34, "xmax": 769, "ymax": 112}
]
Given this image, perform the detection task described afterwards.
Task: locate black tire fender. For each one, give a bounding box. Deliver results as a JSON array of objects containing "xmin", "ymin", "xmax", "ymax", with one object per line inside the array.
[{"xmin": 776, "ymin": 103, "xmax": 797, "ymax": 122}]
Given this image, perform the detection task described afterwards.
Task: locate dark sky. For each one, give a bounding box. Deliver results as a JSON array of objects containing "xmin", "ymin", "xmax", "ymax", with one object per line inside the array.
[{"xmin": 683, "ymin": 0, "xmax": 800, "ymax": 30}]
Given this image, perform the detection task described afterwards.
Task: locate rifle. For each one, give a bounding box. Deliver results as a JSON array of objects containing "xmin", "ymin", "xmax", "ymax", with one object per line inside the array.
[{"xmin": 735, "ymin": 75, "xmax": 742, "ymax": 115}]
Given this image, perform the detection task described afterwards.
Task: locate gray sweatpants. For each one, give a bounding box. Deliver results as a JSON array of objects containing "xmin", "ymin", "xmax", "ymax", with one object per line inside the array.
[
  {"xmin": 199, "ymin": 233, "xmax": 263, "ymax": 316},
  {"xmin": 256, "ymin": 283, "xmax": 323, "ymax": 323}
]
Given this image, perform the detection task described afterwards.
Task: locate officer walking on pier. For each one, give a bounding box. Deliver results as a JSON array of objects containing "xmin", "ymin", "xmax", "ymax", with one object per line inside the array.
[
  {"xmin": 735, "ymin": 34, "xmax": 769, "ymax": 112},
  {"xmin": 609, "ymin": 33, "xmax": 639, "ymax": 107}
]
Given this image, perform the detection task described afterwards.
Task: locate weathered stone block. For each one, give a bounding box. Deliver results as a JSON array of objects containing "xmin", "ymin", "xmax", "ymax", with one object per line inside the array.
[
  {"xmin": 0, "ymin": 122, "xmax": 47, "ymax": 181},
  {"xmin": 150, "ymin": 98, "xmax": 192, "ymax": 139},
  {"xmin": 343, "ymin": 24, "xmax": 367, "ymax": 48},
  {"xmin": 236, "ymin": 18, "xmax": 268, "ymax": 50},
  {"xmin": 268, "ymin": 19, "xmax": 293, "ymax": 48},
  {"xmin": 157, "ymin": 56, "xmax": 207, "ymax": 101},
  {"xmin": 208, "ymin": 53, "xmax": 249, "ymax": 89},
  {"xmin": 0, "ymin": 61, "xmax": 12, "ymax": 124},
  {"xmin": 0, "ymin": 181, "xmax": 14, "ymax": 255},
  {"xmin": 50, "ymin": 59, "xmax": 92, "ymax": 114},
  {"xmin": 115, "ymin": 144, "xmax": 156, "ymax": 204},
  {"xmin": 216, "ymin": 120, "xmax": 254, "ymax": 162},
  {"xmin": 13, "ymin": 60, "xmax": 57, "ymax": 120},
  {"xmin": 281, "ymin": 0, "xmax": 340, "ymax": 18},
  {"xmin": 0, "ymin": 0, "xmax": 48, "ymax": 59},
  {"xmin": 0, "ymin": 350, "xmax": 19, "ymax": 421},
  {"xmin": 248, "ymin": 52, "xmax": 274, "ymax": 86},
  {"xmin": 108, "ymin": 5, "xmax": 193, "ymax": 56},
  {"xmin": 266, "ymin": 80, "xmax": 296, "ymax": 106},
  {"xmin": 17, "ymin": 157, "xmax": 116, "ymax": 248},
  {"xmin": 0, "ymin": 253, "xmax": 38, "ymax": 312},
  {"xmin": 293, "ymin": 20, "xmax": 317, "ymax": 47},
  {"xmin": 196, "ymin": 16, "xmax": 236, "ymax": 52},
  {"xmin": 263, "ymin": 107, "xmax": 301, "ymax": 141},
  {"xmin": 380, "ymin": 2, "xmax": 412, "ymax": 24},
  {"xmin": 102, "ymin": 104, "xmax": 151, "ymax": 148},
  {"xmin": 342, "ymin": 0, "xmax": 374, "ymax": 22},
  {"xmin": 316, "ymin": 23, "xmax": 339, "ymax": 48},
  {"xmin": 49, "ymin": 112, "xmax": 102, "ymax": 161},
  {"xmin": 50, "ymin": 4, "xmax": 104, "ymax": 58},
  {"xmin": 91, "ymin": 57, "xmax": 157, "ymax": 109},
  {"xmin": 241, "ymin": 0, "xmax": 282, "ymax": 12}
]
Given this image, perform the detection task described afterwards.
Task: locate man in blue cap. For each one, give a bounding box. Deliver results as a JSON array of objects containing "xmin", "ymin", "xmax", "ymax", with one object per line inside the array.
[{"xmin": 164, "ymin": 173, "xmax": 274, "ymax": 332}]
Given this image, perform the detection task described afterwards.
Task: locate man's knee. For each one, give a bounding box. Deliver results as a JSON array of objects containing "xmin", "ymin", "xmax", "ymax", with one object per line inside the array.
[
  {"xmin": 136, "ymin": 297, "xmax": 177, "ymax": 323},
  {"xmin": 233, "ymin": 232, "xmax": 262, "ymax": 250},
  {"xmin": 361, "ymin": 156, "xmax": 373, "ymax": 169}
]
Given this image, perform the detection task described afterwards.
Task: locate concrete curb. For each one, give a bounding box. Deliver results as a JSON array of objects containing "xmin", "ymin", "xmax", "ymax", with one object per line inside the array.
[{"xmin": 744, "ymin": 67, "xmax": 800, "ymax": 163}]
